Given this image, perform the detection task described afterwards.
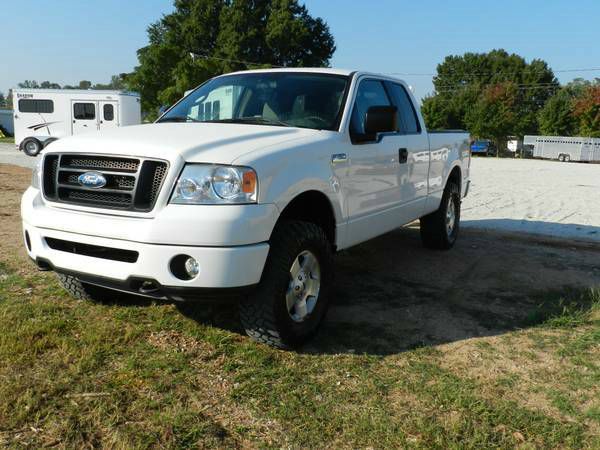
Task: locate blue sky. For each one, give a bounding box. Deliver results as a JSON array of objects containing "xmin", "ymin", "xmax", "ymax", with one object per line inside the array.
[{"xmin": 2, "ymin": 0, "xmax": 599, "ymax": 102}]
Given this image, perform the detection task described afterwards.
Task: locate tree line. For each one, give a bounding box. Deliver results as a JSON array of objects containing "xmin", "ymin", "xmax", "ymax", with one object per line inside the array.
[{"xmin": 421, "ymin": 49, "xmax": 600, "ymax": 144}]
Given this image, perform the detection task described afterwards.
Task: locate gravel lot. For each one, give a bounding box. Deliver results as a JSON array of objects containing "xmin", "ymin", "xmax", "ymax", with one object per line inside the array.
[
  {"xmin": 463, "ymin": 157, "xmax": 600, "ymax": 242},
  {"xmin": 0, "ymin": 142, "xmax": 38, "ymax": 169}
]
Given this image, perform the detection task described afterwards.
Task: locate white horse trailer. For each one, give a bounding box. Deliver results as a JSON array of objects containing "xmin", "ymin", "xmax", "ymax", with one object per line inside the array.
[
  {"xmin": 13, "ymin": 89, "xmax": 141, "ymax": 156},
  {"xmin": 524, "ymin": 135, "xmax": 600, "ymax": 162}
]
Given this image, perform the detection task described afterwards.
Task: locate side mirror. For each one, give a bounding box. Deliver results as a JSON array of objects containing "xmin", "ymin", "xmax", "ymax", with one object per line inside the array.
[{"xmin": 364, "ymin": 105, "xmax": 398, "ymax": 135}]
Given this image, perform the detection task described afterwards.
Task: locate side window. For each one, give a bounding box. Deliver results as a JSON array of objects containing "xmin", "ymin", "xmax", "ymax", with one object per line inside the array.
[
  {"xmin": 103, "ymin": 104, "xmax": 114, "ymax": 121},
  {"xmin": 74, "ymin": 103, "xmax": 95, "ymax": 120},
  {"xmin": 350, "ymin": 79, "xmax": 391, "ymax": 137},
  {"xmin": 387, "ymin": 83, "xmax": 421, "ymax": 134},
  {"xmin": 18, "ymin": 99, "xmax": 54, "ymax": 113}
]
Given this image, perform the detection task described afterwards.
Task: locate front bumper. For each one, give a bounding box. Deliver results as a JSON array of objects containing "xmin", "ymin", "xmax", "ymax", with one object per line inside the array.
[{"xmin": 21, "ymin": 188, "xmax": 274, "ymax": 298}]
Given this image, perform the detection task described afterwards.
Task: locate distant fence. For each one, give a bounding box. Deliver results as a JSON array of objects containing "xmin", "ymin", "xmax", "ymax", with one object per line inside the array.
[{"xmin": 0, "ymin": 109, "xmax": 14, "ymax": 135}]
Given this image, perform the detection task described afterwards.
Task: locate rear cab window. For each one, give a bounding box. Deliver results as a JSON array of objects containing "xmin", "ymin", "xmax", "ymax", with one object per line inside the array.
[{"xmin": 385, "ymin": 82, "xmax": 421, "ymax": 134}]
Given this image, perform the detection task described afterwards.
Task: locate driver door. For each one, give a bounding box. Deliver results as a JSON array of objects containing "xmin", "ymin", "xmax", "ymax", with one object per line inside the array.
[{"xmin": 336, "ymin": 78, "xmax": 406, "ymax": 247}]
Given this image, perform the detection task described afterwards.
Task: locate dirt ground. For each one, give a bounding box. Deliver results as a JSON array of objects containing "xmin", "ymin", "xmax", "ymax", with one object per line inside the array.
[{"xmin": 3, "ymin": 162, "xmax": 599, "ymax": 356}]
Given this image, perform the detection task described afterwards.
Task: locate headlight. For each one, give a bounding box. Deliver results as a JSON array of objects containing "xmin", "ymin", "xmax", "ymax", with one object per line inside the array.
[
  {"xmin": 170, "ymin": 164, "xmax": 258, "ymax": 204},
  {"xmin": 31, "ymin": 159, "xmax": 42, "ymax": 189}
]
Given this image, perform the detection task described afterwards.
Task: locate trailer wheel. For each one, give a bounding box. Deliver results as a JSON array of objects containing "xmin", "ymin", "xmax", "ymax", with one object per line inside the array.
[
  {"xmin": 564, "ymin": 154, "xmax": 571, "ymax": 162},
  {"xmin": 22, "ymin": 138, "xmax": 43, "ymax": 157},
  {"xmin": 558, "ymin": 154, "xmax": 565, "ymax": 162}
]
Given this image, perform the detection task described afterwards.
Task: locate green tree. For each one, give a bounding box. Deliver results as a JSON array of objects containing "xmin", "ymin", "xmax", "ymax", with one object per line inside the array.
[
  {"xmin": 93, "ymin": 74, "xmax": 129, "ymax": 90},
  {"xmin": 127, "ymin": 0, "xmax": 335, "ymax": 116},
  {"xmin": 466, "ymin": 82, "xmax": 519, "ymax": 151},
  {"xmin": 538, "ymin": 88, "xmax": 577, "ymax": 136},
  {"xmin": 40, "ymin": 81, "xmax": 62, "ymax": 89},
  {"xmin": 421, "ymin": 49, "xmax": 558, "ymax": 142},
  {"xmin": 17, "ymin": 80, "xmax": 40, "ymax": 88},
  {"xmin": 573, "ymin": 85, "xmax": 600, "ymax": 137},
  {"xmin": 0, "ymin": 92, "xmax": 5, "ymax": 108}
]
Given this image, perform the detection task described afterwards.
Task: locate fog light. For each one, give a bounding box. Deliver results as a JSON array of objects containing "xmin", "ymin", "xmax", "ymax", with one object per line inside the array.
[
  {"xmin": 170, "ymin": 254, "xmax": 200, "ymax": 280},
  {"xmin": 184, "ymin": 257, "xmax": 199, "ymax": 278}
]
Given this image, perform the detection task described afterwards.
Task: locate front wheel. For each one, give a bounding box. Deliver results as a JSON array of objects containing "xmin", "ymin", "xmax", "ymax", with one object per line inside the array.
[
  {"xmin": 420, "ymin": 180, "xmax": 461, "ymax": 250},
  {"xmin": 57, "ymin": 273, "xmax": 117, "ymax": 302},
  {"xmin": 239, "ymin": 221, "xmax": 333, "ymax": 349}
]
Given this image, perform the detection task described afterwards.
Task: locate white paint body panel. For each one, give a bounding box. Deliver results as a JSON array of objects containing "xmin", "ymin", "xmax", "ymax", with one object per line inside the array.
[{"xmin": 21, "ymin": 69, "xmax": 470, "ymax": 290}]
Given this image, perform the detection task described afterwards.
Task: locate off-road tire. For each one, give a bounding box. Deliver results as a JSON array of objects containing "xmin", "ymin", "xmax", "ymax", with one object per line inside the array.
[
  {"xmin": 420, "ymin": 180, "xmax": 461, "ymax": 250},
  {"xmin": 239, "ymin": 221, "xmax": 333, "ymax": 349},
  {"xmin": 57, "ymin": 273, "xmax": 117, "ymax": 302}
]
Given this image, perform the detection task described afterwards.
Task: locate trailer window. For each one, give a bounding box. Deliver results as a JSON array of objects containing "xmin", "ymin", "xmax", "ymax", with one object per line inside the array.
[
  {"xmin": 103, "ymin": 104, "xmax": 114, "ymax": 121},
  {"xmin": 74, "ymin": 103, "xmax": 95, "ymax": 120},
  {"xmin": 18, "ymin": 99, "xmax": 54, "ymax": 114}
]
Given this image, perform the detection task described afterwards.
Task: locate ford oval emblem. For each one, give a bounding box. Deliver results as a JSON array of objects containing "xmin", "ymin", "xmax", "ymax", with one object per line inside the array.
[{"xmin": 78, "ymin": 171, "xmax": 107, "ymax": 189}]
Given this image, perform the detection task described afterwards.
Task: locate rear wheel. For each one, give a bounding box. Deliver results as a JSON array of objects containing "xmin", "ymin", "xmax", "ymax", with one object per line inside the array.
[
  {"xmin": 420, "ymin": 180, "xmax": 461, "ymax": 250},
  {"xmin": 564, "ymin": 154, "xmax": 571, "ymax": 162},
  {"xmin": 22, "ymin": 138, "xmax": 43, "ymax": 157},
  {"xmin": 57, "ymin": 273, "xmax": 117, "ymax": 302},
  {"xmin": 558, "ymin": 154, "xmax": 565, "ymax": 162},
  {"xmin": 239, "ymin": 221, "xmax": 333, "ymax": 349}
]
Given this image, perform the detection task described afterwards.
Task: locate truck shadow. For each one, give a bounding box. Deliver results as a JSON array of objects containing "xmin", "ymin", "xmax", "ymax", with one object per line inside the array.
[
  {"xmin": 302, "ymin": 226, "xmax": 600, "ymax": 355},
  {"xmin": 462, "ymin": 219, "xmax": 600, "ymax": 243},
  {"xmin": 177, "ymin": 226, "xmax": 600, "ymax": 356}
]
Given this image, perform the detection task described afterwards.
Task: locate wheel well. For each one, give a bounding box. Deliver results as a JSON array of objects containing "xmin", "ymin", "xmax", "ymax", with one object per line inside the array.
[
  {"xmin": 448, "ymin": 166, "xmax": 461, "ymax": 191},
  {"xmin": 276, "ymin": 191, "xmax": 336, "ymax": 249}
]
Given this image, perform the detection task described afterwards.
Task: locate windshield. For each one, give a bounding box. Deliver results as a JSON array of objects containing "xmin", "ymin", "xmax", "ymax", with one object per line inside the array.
[{"xmin": 158, "ymin": 72, "xmax": 349, "ymax": 131}]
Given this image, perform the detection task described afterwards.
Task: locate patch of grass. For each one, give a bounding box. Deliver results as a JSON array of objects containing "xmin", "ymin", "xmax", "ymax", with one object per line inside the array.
[
  {"xmin": 525, "ymin": 287, "xmax": 600, "ymax": 328},
  {"xmin": 1, "ymin": 256, "xmax": 599, "ymax": 447},
  {"xmin": 0, "ymin": 136, "xmax": 14, "ymax": 144}
]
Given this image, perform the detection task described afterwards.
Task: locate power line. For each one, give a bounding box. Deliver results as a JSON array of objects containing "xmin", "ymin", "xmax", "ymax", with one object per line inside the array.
[
  {"xmin": 189, "ymin": 52, "xmax": 599, "ymax": 80},
  {"xmin": 389, "ymin": 67, "xmax": 600, "ymax": 77},
  {"xmin": 189, "ymin": 52, "xmax": 284, "ymax": 68}
]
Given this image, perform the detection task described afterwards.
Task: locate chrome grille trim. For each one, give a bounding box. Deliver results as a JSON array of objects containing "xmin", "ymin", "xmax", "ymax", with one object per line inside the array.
[{"xmin": 42, "ymin": 153, "xmax": 169, "ymax": 212}]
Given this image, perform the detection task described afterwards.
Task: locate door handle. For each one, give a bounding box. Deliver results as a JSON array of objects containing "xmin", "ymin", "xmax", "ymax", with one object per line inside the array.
[
  {"xmin": 331, "ymin": 153, "xmax": 348, "ymax": 164},
  {"xmin": 398, "ymin": 148, "xmax": 408, "ymax": 164}
]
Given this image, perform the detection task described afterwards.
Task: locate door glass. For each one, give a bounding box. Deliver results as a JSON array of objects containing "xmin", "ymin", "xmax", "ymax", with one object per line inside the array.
[
  {"xmin": 350, "ymin": 80, "xmax": 391, "ymax": 137},
  {"xmin": 73, "ymin": 103, "xmax": 95, "ymax": 120},
  {"xmin": 103, "ymin": 104, "xmax": 114, "ymax": 121},
  {"xmin": 388, "ymin": 83, "xmax": 420, "ymax": 134}
]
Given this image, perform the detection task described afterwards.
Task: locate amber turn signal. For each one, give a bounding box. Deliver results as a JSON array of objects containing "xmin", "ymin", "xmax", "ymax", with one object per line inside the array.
[{"xmin": 242, "ymin": 170, "xmax": 257, "ymax": 194}]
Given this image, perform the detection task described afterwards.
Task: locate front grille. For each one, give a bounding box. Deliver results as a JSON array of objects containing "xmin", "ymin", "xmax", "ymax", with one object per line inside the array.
[
  {"xmin": 42, "ymin": 153, "xmax": 168, "ymax": 212},
  {"xmin": 45, "ymin": 237, "xmax": 139, "ymax": 263}
]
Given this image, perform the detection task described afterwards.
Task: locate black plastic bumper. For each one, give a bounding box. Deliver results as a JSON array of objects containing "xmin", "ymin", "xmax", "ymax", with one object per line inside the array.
[{"xmin": 34, "ymin": 257, "xmax": 256, "ymax": 302}]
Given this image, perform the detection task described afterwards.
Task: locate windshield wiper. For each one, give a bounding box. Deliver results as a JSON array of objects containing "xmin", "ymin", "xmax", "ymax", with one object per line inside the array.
[
  {"xmin": 207, "ymin": 117, "xmax": 291, "ymax": 127},
  {"xmin": 157, "ymin": 116, "xmax": 202, "ymax": 123}
]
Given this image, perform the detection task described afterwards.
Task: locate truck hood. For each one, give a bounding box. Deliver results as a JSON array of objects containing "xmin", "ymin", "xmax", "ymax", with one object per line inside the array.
[{"xmin": 47, "ymin": 123, "xmax": 321, "ymax": 164}]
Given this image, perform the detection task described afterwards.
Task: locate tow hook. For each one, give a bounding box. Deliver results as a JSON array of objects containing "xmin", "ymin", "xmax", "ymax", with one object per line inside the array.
[{"xmin": 138, "ymin": 280, "xmax": 160, "ymax": 295}]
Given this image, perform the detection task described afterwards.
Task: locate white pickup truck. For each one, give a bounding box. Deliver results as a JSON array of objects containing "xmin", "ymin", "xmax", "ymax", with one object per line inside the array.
[{"xmin": 22, "ymin": 68, "xmax": 470, "ymax": 348}]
